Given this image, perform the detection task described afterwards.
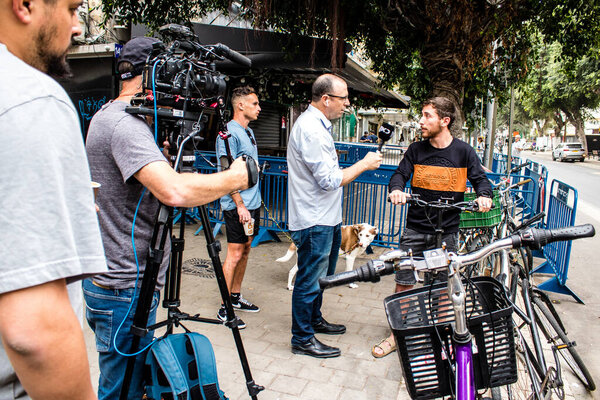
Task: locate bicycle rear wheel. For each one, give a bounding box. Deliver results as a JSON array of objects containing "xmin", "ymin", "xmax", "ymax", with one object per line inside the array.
[
  {"xmin": 532, "ymin": 295, "xmax": 596, "ymax": 391},
  {"xmin": 490, "ymin": 282, "xmax": 548, "ymax": 400}
]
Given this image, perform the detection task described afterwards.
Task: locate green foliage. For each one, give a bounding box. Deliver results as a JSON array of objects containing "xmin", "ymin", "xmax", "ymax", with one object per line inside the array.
[
  {"xmin": 101, "ymin": 0, "xmax": 229, "ymax": 31},
  {"xmin": 101, "ymin": 0, "xmax": 600, "ymax": 127},
  {"xmin": 518, "ymin": 34, "xmax": 600, "ymax": 147}
]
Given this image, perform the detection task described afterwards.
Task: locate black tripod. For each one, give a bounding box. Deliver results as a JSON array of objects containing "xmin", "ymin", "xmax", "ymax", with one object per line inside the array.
[{"xmin": 119, "ymin": 133, "xmax": 263, "ymax": 400}]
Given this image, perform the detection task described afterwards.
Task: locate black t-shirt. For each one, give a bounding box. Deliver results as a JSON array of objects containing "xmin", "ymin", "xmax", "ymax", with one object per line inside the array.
[{"xmin": 389, "ymin": 138, "xmax": 493, "ymax": 234}]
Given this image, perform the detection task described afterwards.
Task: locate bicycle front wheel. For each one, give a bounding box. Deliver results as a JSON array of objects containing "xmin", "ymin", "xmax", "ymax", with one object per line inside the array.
[
  {"xmin": 490, "ymin": 326, "xmax": 544, "ymax": 400},
  {"xmin": 532, "ymin": 295, "xmax": 596, "ymax": 391}
]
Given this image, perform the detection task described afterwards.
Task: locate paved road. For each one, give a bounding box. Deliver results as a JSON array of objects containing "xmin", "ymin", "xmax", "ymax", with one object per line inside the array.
[{"xmin": 524, "ymin": 150, "xmax": 600, "ymax": 399}]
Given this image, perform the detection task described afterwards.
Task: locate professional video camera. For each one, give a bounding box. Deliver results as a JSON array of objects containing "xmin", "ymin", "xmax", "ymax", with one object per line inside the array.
[{"xmin": 125, "ymin": 23, "xmax": 251, "ymax": 164}]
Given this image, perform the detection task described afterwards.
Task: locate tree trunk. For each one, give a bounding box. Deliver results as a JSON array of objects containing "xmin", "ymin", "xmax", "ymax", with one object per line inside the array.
[
  {"xmin": 534, "ymin": 120, "xmax": 541, "ymax": 135},
  {"xmin": 563, "ymin": 108, "xmax": 588, "ymax": 154},
  {"xmin": 553, "ymin": 112, "xmax": 565, "ymax": 142},
  {"xmin": 422, "ymin": 49, "xmax": 465, "ymax": 139}
]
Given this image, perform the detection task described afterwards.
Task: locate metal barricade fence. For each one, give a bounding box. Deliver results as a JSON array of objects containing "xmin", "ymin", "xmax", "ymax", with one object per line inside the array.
[
  {"xmin": 190, "ymin": 151, "xmax": 544, "ymax": 249},
  {"xmin": 190, "ymin": 151, "xmax": 585, "ymax": 303},
  {"xmin": 523, "ymin": 159, "xmax": 548, "ymax": 218},
  {"xmin": 334, "ymin": 142, "xmax": 405, "ymax": 166},
  {"xmin": 340, "ymin": 164, "xmax": 408, "ymax": 248},
  {"xmin": 532, "ymin": 179, "xmax": 583, "ymax": 303},
  {"xmin": 192, "ymin": 152, "xmax": 408, "ymax": 248}
]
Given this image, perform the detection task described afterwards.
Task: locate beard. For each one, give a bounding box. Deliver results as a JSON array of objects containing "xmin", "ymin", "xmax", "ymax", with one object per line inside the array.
[{"xmin": 35, "ymin": 24, "xmax": 72, "ymax": 79}]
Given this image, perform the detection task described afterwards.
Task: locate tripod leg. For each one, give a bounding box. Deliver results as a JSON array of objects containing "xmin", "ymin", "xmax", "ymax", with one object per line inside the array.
[
  {"xmin": 119, "ymin": 205, "xmax": 172, "ymax": 400},
  {"xmin": 196, "ymin": 205, "xmax": 264, "ymax": 399}
]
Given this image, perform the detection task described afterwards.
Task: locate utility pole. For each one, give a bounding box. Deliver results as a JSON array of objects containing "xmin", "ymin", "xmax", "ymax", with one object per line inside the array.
[
  {"xmin": 483, "ymin": 95, "xmax": 497, "ymax": 170},
  {"xmin": 507, "ymin": 85, "xmax": 515, "ymax": 161}
]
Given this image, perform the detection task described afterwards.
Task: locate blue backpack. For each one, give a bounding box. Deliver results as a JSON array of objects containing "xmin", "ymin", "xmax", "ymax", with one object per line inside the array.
[{"xmin": 144, "ymin": 332, "xmax": 228, "ymax": 400}]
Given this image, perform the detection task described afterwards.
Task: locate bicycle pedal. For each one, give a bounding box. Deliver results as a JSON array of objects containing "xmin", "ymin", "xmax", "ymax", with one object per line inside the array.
[{"xmin": 554, "ymin": 340, "xmax": 576, "ymax": 350}]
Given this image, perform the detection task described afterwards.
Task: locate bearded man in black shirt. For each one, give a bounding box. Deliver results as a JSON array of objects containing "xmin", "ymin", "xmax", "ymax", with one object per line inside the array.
[{"xmin": 371, "ymin": 97, "xmax": 493, "ymax": 358}]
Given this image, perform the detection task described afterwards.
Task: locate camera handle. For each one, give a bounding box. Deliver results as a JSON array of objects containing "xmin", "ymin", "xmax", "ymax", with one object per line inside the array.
[{"xmin": 119, "ymin": 128, "xmax": 264, "ymax": 400}]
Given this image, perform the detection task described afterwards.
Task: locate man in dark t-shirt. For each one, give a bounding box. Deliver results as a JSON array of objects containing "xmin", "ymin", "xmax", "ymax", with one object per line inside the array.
[{"xmin": 371, "ymin": 97, "xmax": 493, "ymax": 359}]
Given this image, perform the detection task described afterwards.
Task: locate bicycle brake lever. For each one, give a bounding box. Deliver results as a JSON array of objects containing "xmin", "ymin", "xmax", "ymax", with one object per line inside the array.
[{"xmin": 379, "ymin": 249, "xmax": 408, "ymax": 262}]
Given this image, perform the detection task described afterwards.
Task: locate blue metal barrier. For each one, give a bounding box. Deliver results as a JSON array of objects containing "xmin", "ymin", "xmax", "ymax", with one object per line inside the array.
[
  {"xmin": 523, "ymin": 160, "xmax": 548, "ymax": 218},
  {"xmin": 532, "ymin": 179, "xmax": 583, "ymax": 303},
  {"xmin": 340, "ymin": 165, "xmax": 408, "ymax": 248},
  {"xmin": 190, "ymin": 150, "xmax": 548, "ymax": 253},
  {"xmin": 334, "ymin": 142, "xmax": 405, "ymax": 166},
  {"xmin": 192, "ymin": 151, "xmax": 409, "ymax": 248}
]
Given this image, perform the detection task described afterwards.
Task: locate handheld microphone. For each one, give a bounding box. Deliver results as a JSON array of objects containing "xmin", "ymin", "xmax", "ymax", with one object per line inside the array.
[{"xmin": 377, "ymin": 122, "xmax": 394, "ymax": 152}]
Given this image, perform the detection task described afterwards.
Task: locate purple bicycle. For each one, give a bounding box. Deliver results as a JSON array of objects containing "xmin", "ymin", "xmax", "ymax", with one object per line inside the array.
[{"xmin": 319, "ymin": 224, "xmax": 594, "ymax": 400}]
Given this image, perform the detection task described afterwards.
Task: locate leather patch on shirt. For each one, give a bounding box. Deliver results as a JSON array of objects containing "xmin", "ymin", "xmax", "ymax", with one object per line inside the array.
[{"xmin": 412, "ymin": 165, "xmax": 467, "ymax": 192}]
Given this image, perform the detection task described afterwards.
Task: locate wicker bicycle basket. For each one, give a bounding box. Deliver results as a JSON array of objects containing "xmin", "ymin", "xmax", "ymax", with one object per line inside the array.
[{"xmin": 384, "ymin": 277, "xmax": 517, "ymax": 400}]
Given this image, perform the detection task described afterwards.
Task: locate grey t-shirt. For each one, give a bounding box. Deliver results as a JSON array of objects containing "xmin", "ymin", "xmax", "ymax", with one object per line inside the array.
[
  {"xmin": 0, "ymin": 44, "xmax": 107, "ymax": 399},
  {"xmin": 86, "ymin": 100, "xmax": 170, "ymax": 289}
]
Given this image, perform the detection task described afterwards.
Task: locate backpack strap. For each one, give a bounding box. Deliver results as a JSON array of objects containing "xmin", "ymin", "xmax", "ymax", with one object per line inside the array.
[
  {"xmin": 151, "ymin": 337, "xmax": 190, "ymax": 398},
  {"xmin": 187, "ymin": 333, "xmax": 224, "ymax": 400}
]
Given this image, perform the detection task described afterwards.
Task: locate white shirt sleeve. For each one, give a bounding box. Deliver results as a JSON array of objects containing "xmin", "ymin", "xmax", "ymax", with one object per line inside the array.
[{"xmin": 296, "ymin": 126, "xmax": 343, "ymax": 191}]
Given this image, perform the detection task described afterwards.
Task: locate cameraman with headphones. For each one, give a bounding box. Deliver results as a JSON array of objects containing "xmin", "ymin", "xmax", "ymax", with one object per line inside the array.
[{"xmin": 84, "ymin": 37, "xmax": 255, "ymax": 400}]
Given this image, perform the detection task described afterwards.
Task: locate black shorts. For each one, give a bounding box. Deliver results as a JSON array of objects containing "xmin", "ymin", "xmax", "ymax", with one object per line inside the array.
[
  {"xmin": 395, "ymin": 228, "xmax": 458, "ymax": 285},
  {"xmin": 223, "ymin": 208, "xmax": 260, "ymax": 244}
]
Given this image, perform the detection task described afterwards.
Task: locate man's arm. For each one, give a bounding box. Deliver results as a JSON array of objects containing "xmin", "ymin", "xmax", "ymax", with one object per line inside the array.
[
  {"xmin": 466, "ymin": 146, "xmax": 494, "ymax": 212},
  {"xmin": 340, "ymin": 151, "xmax": 382, "ymax": 187},
  {"xmin": 231, "ymin": 191, "xmax": 251, "ymax": 223},
  {"xmin": 0, "ymin": 280, "xmax": 97, "ymax": 400},
  {"xmin": 134, "ymin": 157, "xmax": 250, "ymax": 208}
]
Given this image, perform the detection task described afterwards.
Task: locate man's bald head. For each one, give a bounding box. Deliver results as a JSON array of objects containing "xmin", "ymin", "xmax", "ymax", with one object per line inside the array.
[
  {"xmin": 312, "ymin": 74, "xmax": 346, "ymax": 102},
  {"xmin": 310, "ymin": 73, "xmax": 350, "ymax": 121}
]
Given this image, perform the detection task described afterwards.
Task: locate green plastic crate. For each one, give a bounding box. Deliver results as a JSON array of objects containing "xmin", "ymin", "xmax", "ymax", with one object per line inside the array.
[{"xmin": 459, "ymin": 191, "xmax": 501, "ymax": 228}]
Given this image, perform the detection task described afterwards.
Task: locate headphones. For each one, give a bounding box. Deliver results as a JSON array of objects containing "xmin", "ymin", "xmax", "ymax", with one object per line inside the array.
[{"xmin": 325, "ymin": 100, "xmax": 330, "ymax": 106}]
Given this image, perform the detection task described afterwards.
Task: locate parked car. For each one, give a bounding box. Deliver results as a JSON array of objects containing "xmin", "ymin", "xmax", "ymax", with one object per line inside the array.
[{"xmin": 552, "ymin": 142, "xmax": 586, "ymax": 162}]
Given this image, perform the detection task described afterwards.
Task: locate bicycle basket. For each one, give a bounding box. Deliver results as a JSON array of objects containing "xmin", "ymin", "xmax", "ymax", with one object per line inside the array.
[
  {"xmin": 459, "ymin": 191, "xmax": 501, "ymax": 228},
  {"xmin": 384, "ymin": 277, "xmax": 516, "ymax": 400}
]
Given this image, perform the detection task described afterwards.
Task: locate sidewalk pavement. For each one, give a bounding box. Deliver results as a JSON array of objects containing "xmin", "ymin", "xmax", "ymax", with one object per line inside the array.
[{"xmin": 83, "ymin": 225, "xmax": 591, "ymax": 399}]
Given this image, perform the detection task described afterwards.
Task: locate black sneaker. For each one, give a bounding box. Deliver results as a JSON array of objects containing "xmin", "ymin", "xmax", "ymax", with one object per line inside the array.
[
  {"xmin": 231, "ymin": 294, "xmax": 260, "ymax": 312},
  {"xmin": 216, "ymin": 305, "xmax": 246, "ymax": 329}
]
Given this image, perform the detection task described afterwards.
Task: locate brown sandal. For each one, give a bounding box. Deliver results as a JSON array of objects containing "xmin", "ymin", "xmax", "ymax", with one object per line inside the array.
[{"xmin": 371, "ymin": 337, "xmax": 397, "ymax": 358}]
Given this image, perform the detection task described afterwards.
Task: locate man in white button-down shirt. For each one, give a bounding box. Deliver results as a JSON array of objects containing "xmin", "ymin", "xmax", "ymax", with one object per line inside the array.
[{"xmin": 287, "ymin": 74, "xmax": 382, "ymax": 358}]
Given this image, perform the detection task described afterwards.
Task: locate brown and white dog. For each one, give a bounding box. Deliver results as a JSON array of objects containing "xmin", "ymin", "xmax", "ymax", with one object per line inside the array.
[{"xmin": 276, "ymin": 223, "xmax": 378, "ymax": 290}]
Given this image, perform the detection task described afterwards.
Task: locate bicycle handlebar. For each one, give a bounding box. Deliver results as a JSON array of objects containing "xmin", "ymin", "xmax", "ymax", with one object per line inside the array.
[
  {"xmin": 515, "ymin": 224, "xmax": 595, "ymax": 250},
  {"xmin": 318, "ymin": 260, "xmax": 395, "ymax": 289},
  {"xmin": 405, "ymin": 196, "xmax": 482, "ymax": 212},
  {"xmin": 318, "ymin": 224, "xmax": 595, "ymax": 289},
  {"xmin": 509, "ymin": 161, "xmax": 531, "ymax": 174},
  {"xmin": 387, "ymin": 194, "xmax": 492, "ymax": 212},
  {"xmin": 493, "ymin": 178, "xmax": 532, "ymax": 193}
]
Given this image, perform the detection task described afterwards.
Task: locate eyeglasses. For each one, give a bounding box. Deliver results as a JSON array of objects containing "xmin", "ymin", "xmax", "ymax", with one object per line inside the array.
[
  {"xmin": 246, "ymin": 129, "xmax": 256, "ymax": 146},
  {"xmin": 327, "ymin": 93, "xmax": 349, "ymax": 101}
]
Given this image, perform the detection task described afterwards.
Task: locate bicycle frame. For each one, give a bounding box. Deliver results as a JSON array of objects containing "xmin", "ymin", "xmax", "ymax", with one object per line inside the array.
[
  {"xmin": 447, "ymin": 269, "xmax": 476, "ymax": 400},
  {"xmin": 413, "ymin": 240, "xmax": 514, "ymax": 400},
  {"xmin": 442, "ymin": 239, "xmax": 514, "ymax": 400}
]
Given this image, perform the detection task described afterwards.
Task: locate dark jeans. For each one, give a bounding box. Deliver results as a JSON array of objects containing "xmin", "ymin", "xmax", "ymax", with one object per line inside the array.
[
  {"xmin": 290, "ymin": 224, "xmax": 342, "ymax": 345},
  {"xmin": 395, "ymin": 228, "xmax": 459, "ymax": 285},
  {"xmin": 83, "ymin": 279, "xmax": 160, "ymax": 400}
]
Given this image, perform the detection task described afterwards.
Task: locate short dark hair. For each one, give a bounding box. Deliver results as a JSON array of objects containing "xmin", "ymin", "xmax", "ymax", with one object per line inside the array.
[
  {"xmin": 117, "ymin": 61, "xmax": 135, "ymax": 78},
  {"xmin": 231, "ymin": 86, "xmax": 256, "ymax": 106},
  {"xmin": 423, "ymin": 97, "xmax": 456, "ymax": 128},
  {"xmin": 311, "ymin": 74, "xmax": 345, "ymax": 102},
  {"xmin": 117, "ymin": 37, "xmax": 160, "ymax": 80}
]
